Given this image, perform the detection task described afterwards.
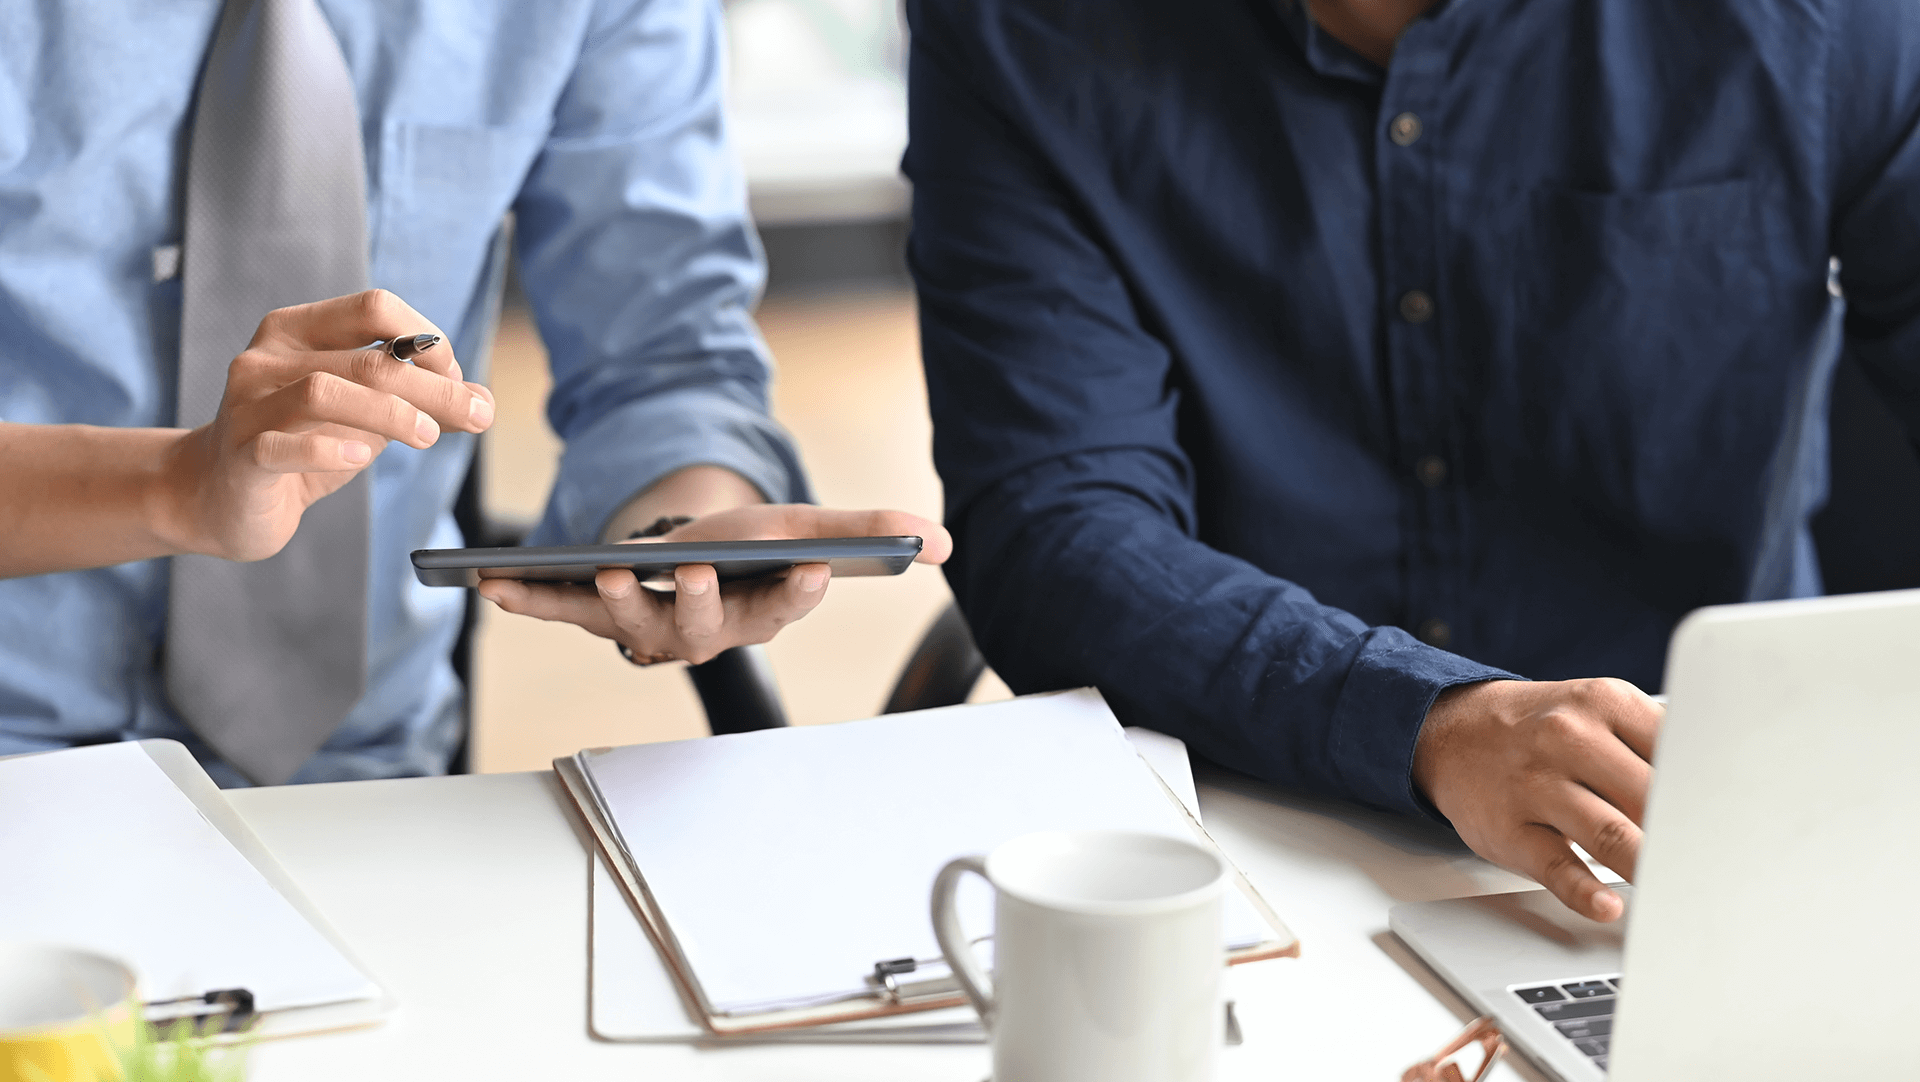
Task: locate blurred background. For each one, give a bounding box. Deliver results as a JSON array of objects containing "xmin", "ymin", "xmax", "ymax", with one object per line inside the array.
[{"xmin": 468, "ymin": 0, "xmax": 1009, "ymax": 773}]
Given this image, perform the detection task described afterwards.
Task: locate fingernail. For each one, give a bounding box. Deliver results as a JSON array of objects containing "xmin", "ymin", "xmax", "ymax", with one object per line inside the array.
[
  {"xmin": 468, "ymin": 394, "xmax": 493, "ymax": 427},
  {"xmin": 415, "ymin": 411, "xmax": 438, "ymax": 443},
  {"xmin": 798, "ymin": 567, "xmax": 828, "ymax": 592},
  {"xmin": 602, "ymin": 579, "xmax": 632, "ymax": 599},
  {"xmin": 680, "ymin": 575, "xmax": 710, "ymax": 596},
  {"xmin": 341, "ymin": 440, "xmax": 371, "ymax": 465}
]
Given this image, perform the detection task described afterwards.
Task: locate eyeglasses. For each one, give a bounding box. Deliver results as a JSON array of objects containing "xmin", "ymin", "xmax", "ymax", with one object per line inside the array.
[{"xmin": 1401, "ymin": 1015, "xmax": 1506, "ymax": 1082}]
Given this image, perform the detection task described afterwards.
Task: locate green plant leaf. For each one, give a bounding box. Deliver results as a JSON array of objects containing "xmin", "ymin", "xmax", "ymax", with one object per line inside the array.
[{"xmin": 102, "ymin": 1011, "xmax": 255, "ymax": 1082}]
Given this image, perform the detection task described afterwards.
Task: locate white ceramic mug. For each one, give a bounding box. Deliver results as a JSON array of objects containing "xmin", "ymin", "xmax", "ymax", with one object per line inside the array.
[
  {"xmin": 0, "ymin": 943, "xmax": 138, "ymax": 1082},
  {"xmin": 930, "ymin": 830, "xmax": 1228, "ymax": 1082}
]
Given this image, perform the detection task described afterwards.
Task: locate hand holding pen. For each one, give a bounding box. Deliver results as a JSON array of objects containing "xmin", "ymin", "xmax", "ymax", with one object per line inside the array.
[{"xmin": 153, "ymin": 290, "xmax": 496, "ymax": 563}]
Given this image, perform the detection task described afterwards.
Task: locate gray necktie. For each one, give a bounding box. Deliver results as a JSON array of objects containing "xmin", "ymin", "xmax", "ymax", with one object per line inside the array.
[{"xmin": 167, "ymin": 0, "xmax": 371, "ymax": 785}]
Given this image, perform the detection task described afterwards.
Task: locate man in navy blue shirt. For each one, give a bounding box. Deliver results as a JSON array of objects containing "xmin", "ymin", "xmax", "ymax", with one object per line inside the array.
[{"xmin": 905, "ymin": 0, "xmax": 1920, "ymax": 921}]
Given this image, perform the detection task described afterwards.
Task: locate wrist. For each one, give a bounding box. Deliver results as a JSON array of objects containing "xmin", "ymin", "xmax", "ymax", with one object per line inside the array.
[
  {"xmin": 599, "ymin": 465, "xmax": 766, "ymax": 542},
  {"xmin": 628, "ymin": 515, "xmax": 695, "ymax": 542},
  {"xmin": 1412, "ymin": 678, "xmax": 1513, "ymax": 806},
  {"xmin": 147, "ymin": 427, "xmax": 213, "ymax": 557}
]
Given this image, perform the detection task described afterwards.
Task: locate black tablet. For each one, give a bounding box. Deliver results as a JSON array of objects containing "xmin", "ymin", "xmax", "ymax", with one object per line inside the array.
[{"xmin": 409, "ymin": 535, "xmax": 925, "ymax": 589}]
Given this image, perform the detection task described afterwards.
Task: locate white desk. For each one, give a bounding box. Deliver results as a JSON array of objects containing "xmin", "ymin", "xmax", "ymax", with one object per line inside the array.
[{"xmin": 227, "ymin": 766, "xmax": 1551, "ymax": 1081}]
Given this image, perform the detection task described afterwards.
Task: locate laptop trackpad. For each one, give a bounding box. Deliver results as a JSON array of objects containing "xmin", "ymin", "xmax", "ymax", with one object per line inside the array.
[{"xmin": 1393, "ymin": 887, "xmax": 1629, "ymax": 992}]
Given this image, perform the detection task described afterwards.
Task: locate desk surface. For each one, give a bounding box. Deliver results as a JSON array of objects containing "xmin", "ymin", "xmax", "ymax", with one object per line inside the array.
[{"xmin": 227, "ymin": 766, "xmax": 1549, "ymax": 1081}]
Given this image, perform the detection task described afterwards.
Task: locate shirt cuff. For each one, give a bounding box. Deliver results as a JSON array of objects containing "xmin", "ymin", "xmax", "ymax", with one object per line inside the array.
[
  {"xmin": 527, "ymin": 387, "xmax": 812, "ymax": 546},
  {"xmin": 1327, "ymin": 630, "xmax": 1521, "ymax": 820}
]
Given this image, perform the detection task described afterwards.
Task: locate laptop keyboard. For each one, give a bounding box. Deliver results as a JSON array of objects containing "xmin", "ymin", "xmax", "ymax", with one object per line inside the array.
[{"xmin": 1512, "ymin": 974, "xmax": 1622, "ymax": 1072}]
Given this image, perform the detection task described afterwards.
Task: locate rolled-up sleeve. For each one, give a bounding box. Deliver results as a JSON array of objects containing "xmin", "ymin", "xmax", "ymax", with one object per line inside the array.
[
  {"xmin": 903, "ymin": 0, "xmax": 1509, "ymax": 817},
  {"xmin": 514, "ymin": 0, "xmax": 809, "ymax": 546}
]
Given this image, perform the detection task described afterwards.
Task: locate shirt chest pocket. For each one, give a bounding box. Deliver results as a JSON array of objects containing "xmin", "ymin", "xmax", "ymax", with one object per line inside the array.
[
  {"xmin": 1520, "ymin": 179, "xmax": 1769, "ymax": 338},
  {"xmin": 1509, "ymin": 179, "xmax": 1789, "ymax": 534},
  {"xmin": 368, "ymin": 121, "xmax": 546, "ymax": 340}
]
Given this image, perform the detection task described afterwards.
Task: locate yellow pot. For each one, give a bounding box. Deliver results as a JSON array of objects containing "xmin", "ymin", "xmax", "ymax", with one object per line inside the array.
[{"xmin": 0, "ymin": 944, "xmax": 137, "ymax": 1082}]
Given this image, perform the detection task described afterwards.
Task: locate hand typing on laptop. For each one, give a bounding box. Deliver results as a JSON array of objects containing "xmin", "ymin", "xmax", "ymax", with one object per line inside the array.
[{"xmin": 1412, "ymin": 678, "xmax": 1662, "ymax": 923}]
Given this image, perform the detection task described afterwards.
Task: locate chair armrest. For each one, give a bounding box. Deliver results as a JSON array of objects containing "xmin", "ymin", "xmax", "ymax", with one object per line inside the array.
[
  {"xmin": 883, "ymin": 602, "xmax": 987, "ymax": 715},
  {"xmin": 688, "ymin": 645, "xmax": 789, "ymax": 734}
]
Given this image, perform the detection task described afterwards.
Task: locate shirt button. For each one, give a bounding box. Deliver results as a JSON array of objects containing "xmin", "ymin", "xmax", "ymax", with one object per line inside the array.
[
  {"xmin": 1399, "ymin": 290, "xmax": 1435, "ymax": 323},
  {"xmin": 1415, "ymin": 456, "xmax": 1448, "ymax": 487},
  {"xmin": 1418, "ymin": 619, "xmax": 1453, "ymax": 649},
  {"xmin": 1389, "ymin": 112, "xmax": 1423, "ymax": 146}
]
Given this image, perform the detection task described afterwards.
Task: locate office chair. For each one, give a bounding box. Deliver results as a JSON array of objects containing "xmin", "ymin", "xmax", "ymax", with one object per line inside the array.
[
  {"xmin": 667, "ymin": 598, "xmax": 988, "ymax": 730},
  {"xmin": 1812, "ymin": 352, "xmax": 1920, "ymax": 594},
  {"xmin": 679, "ymin": 599, "xmax": 990, "ymax": 731},
  {"xmin": 882, "ymin": 602, "xmax": 988, "ymax": 713}
]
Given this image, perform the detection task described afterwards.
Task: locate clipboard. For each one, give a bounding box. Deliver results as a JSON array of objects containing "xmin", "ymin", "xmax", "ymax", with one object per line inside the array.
[
  {"xmin": 555, "ymin": 689, "xmax": 1299, "ymax": 1037},
  {"xmin": 0, "ymin": 740, "xmax": 393, "ymax": 1039}
]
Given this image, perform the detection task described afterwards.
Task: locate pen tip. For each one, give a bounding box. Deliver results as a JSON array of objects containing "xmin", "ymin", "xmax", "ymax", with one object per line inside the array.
[{"xmin": 381, "ymin": 332, "xmax": 443, "ymax": 361}]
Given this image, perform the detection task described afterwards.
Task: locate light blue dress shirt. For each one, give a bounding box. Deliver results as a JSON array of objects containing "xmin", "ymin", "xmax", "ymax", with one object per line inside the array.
[{"xmin": 0, "ymin": 0, "xmax": 808, "ymax": 784}]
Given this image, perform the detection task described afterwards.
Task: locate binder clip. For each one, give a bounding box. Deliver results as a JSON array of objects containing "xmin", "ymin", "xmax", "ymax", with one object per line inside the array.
[
  {"xmin": 143, "ymin": 987, "xmax": 256, "ymax": 1035},
  {"xmin": 869, "ymin": 957, "xmax": 919, "ymax": 1001},
  {"xmin": 867, "ymin": 956, "xmax": 961, "ymax": 1004}
]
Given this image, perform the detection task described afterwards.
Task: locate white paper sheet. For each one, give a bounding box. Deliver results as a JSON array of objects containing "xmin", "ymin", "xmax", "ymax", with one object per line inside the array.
[
  {"xmin": 583, "ymin": 689, "xmax": 1267, "ymax": 1015},
  {"xmin": 0, "ymin": 743, "xmax": 378, "ymax": 1011}
]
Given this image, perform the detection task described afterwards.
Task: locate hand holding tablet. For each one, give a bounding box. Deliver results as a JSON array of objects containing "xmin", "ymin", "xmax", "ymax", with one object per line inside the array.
[
  {"xmin": 411, "ymin": 536, "xmax": 924, "ymax": 589},
  {"xmin": 435, "ymin": 505, "xmax": 951, "ymax": 667}
]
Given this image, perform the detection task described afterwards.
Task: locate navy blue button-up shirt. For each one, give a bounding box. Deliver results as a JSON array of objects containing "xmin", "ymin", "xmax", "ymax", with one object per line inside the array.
[{"xmin": 905, "ymin": 0, "xmax": 1920, "ymax": 816}]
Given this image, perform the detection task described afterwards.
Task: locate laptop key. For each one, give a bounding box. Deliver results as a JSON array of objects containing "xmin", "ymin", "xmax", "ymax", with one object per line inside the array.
[
  {"xmin": 1513, "ymin": 985, "xmax": 1567, "ymax": 1004},
  {"xmin": 1534, "ymin": 996, "xmax": 1614, "ymax": 1022},
  {"xmin": 1572, "ymin": 1036, "xmax": 1610, "ymax": 1058},
  {"xmin": 1554, "ymin": 1018, "xmax": 1613, "ymax": 1040},
  {"xmin": 1516, "ymin": 975, "xmax": 1624, "ymax": 1066}
]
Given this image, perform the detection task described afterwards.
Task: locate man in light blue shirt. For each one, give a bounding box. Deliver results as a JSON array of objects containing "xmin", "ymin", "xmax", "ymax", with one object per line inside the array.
[{"xmin": 0, "ymin": 0, "xmax": 941, "ymax": 784}]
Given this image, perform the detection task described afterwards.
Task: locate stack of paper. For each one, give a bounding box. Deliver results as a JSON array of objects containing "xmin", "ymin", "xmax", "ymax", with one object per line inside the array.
[{"xmin": 564, "ymin": 688, "xmax": 1296, "ymax": 1037}]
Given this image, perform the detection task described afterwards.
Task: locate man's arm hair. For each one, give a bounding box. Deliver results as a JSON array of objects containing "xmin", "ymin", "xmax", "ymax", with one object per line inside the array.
[{"xmin": 0, "ymin": 423, "xmax": 188, "ymax": 577}]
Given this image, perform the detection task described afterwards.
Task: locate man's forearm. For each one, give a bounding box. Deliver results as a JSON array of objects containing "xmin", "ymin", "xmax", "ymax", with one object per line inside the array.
[
  {"xmin": 0, "ymin": 423, "xmax": 190, "ymax": 578},
  {"xmin": 597, "ymin": 464, "xmax": 768, "ymax": 542}
]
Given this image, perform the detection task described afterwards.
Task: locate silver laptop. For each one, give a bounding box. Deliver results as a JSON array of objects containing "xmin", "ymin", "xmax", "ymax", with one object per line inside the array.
[{"xmin": 1391, "ymin": 588, "xmax": 1920, "ymax": 1081}]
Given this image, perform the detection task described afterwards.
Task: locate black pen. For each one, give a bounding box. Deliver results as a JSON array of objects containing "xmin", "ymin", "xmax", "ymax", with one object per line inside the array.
[{"xmin": 379, "ymin": 333, "xmax": 441, "ymax": 361}]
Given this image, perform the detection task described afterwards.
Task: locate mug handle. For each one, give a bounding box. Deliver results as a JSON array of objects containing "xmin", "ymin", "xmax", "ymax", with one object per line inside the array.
[{"xmin": 930, "ymin": 854, "xmax": 995, "ymax": 1028}]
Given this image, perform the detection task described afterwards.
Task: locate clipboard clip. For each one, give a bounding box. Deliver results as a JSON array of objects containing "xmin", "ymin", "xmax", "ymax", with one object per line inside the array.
[
  {"xmin": 143, "ymin": 987, "xmax": 256, "ymax": 1035},
  {"xmin": 869, "ymin": 957, "xmax": 919, "ymax": 999},
  {"xmin": 866, "ymin": 953, "xmax": 967, "ymax": 1004}
]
